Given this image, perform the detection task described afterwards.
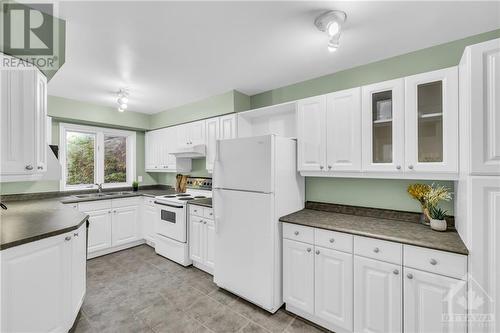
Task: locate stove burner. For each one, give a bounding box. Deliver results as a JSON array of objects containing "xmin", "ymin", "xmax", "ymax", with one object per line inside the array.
[
  {"xmin": 193, "ymin": 196, "xmax": 206, "ymax": 199},
  {"xmin": 163, "ymin": 195, "xmax": 176, "ymax": 198},
  {"xmin": 178, "ymin": 197, "xmax": 194, "ymax": 201},
  {"xmin": 176, "ymin": 194, "xmax": 190, "ymax": 197}
]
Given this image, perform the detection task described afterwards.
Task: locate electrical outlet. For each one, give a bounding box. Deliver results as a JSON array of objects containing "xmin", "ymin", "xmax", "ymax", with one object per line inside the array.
[{"xmin": 138, "ymin": 176, "xmax": 143, "ymax": 182}]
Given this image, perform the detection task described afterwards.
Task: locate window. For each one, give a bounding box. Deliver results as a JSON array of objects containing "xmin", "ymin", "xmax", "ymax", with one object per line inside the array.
[{"xmin": 60, "ymin": 123, "xmax": 136, "ymax": 190}]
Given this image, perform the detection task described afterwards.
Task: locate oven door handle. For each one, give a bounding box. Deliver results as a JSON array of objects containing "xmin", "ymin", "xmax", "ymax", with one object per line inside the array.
[{"xmin": 154, "ymin": 201, "xmax": 184, "ymax": 209}]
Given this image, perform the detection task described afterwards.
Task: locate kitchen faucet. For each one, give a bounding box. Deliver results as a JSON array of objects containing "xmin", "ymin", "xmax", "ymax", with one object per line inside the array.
[{"xmin": 95, "ymin": 183, "xmax": 103, "ymax": 193}]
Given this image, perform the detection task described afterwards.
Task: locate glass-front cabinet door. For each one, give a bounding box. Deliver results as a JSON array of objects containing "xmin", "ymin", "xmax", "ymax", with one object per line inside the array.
[
  {"xmin": 404, "ymin": 67, "xmax": 458, "ymax": 173},
  {"xmin": 362, "ymin": 79, "xmax": 404, "ymax": 172}
]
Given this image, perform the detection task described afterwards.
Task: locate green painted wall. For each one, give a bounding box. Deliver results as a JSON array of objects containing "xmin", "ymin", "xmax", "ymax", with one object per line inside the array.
[
  {"xmin": 251, "ymin": 29, "xmax": 500, "ymax": 109},
  {"xmin": 48, "ymin": 95, "xmax": 150, "ymax": 130},
  {"xmin": 149, "ymin": 90, "xmax": 250, "ymax": 130}
]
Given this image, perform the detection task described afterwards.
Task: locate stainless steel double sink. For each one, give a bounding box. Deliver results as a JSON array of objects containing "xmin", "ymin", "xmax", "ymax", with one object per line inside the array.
[{"xmin": 74, "ymin": 191, "xmax": 134, "ymax": 199}]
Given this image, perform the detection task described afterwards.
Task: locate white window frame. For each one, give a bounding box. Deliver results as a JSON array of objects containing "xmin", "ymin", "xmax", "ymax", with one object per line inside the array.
[{"xmin": 59, "ymin": 123, "xmax": 136, "ymax": 191}]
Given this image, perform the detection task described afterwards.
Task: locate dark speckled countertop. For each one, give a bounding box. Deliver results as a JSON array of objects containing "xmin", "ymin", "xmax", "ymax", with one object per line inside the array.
[
  {"xmin": 1, "ymin": 198, "xmax": 89, "ymax": 250},
  {"xmin": 189, "ymin": 198, "xmax": 212, "ymax": 208},
  {"xmin": 280, "ymin": 207, "xmax": 468, "ymax": 255}
]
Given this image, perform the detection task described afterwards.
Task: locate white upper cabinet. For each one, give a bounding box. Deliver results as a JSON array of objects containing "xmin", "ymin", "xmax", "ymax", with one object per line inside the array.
[
  {"xmin": 297, "ymin": 96, "xmax": 327, "ymax": 171},
  {"xmin": 1, "ymin": 67, "xmax": 47, "ymax": 180},
  {"xmin": 405, "ymin": 67, "xmax": 458, "ymax": 173},
  {"xmin": 326, "ymin": 87, "xmax": 362, "ymax": 172},
  {"xmin": 178, "ymin": 120, "xmax": 206, "ymax": 146},
  {"xmin": 459, "ymin": 38, "xmax": 500, "ymax": 176},
  {"xmin": 145, "ymin": 126, "xmax": 191, "ymax": 172},
  {"xmin": 205, "ymin": 117, "xmax": 220, "ymax": 171},
  {"xmin": 362, "ymin": 78, "xmax": 405, "ymax": 173},
  {"xmin": 354, "ymin": 255, "xmax": 402, "ymax": 333},
  {"xmin": 219, "ymin": 114, "xmax": 237, "ymax": 139}
]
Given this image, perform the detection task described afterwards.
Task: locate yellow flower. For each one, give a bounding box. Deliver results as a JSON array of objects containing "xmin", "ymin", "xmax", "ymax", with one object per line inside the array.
[{"xmin": 407, "ymin": 184, "xmax": 431, "ymax": 205}]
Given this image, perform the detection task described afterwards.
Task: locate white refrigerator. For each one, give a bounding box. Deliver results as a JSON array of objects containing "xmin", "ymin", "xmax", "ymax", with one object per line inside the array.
[{"xmin": 212, "ymin": 135, "xmax": 304, "ymax": 313}]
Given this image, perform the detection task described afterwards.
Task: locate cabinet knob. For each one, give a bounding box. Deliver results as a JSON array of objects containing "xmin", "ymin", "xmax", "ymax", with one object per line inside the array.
[
  {"xmin": 37, "ymin": 165, "xmax": 44, "ymax": 170},
  {"xmin": 328, "ymin": 165, "xmax": 332, "ymax": 170},
  {"xmin": 108, "ymin": 210, "xmax": 112, "ymax": 214},
  {"xmin": 319, "ymin": 166, "xmax": 324, "ymax": 170},
  {"xmin": 204, "ymin": 221, "xmax": 207, "ymax": 224},
  {"xmin": 209, "ymin": 212, "xmax": 213, "ymax": 216},
  {"xmin": 408, "ymin": 165, "xmax": 414, "ymax": 170},
  {"xmin": 373, "ymin": 247, "xmax": 380, "ymax": 253},
  {"xmin": 407, "ymin": 273, "xmax": 413, "ymax": 279},
  {"xmin": 329, "ymin": 238, "xmax": 335, "ymax": 243},
  {"xmin": 429, "ymin": 258, "xmax": 438, "ymax": 265},
  {"xmin": 306, "ymin": 248, "xmax": 311, "ymax": 252},
  {"xmin": 25, "ymin": 164, "xmax": 34, "ymax": 170},
  {"xmin": 315, "ymin": 250, "xmax": 320, "ymax": 255},
  {"xmin": 74, "ymin": 232, "xmax": 79, "ymax": 237},
  {"xmin": 393, "ymin": 269, "xmax": 399, "ymax": 275},
  {"xmin": 65, "ymin": 236, "xmax": 72, "ymax": 241},
  {"xmin": 396, "ymin": 165, "xmax": 401, "ymax": 170},
  {"xmin": 294, "ymin": 231, "xmax": 299, "ymax": 236},
  {"xmin": 113, "ymin": 210, "xmax": 117, "ymax": 213}
]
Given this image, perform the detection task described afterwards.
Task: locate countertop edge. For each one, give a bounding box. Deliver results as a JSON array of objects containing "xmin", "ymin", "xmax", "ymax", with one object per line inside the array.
[
  {"xmin": 279, "ymin": 218, "xmax": 468, "ymax": 256},
  {"xmin": 1, "ymin": 215, "xmax": 89, "ymax": 251}
]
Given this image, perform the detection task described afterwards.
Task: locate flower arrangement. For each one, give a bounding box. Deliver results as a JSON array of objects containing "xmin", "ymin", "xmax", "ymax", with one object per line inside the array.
[{"xmin": 407, "ymin": 183, "xmax": 451, "ymax": 225}]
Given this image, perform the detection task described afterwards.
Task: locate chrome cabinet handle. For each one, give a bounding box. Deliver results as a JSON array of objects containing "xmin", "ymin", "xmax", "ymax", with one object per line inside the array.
[
  {"xmin": 396, "ymin": 165, "xmax": 401, "ymax": 170},
  {"xmin": 25, "ymin": 164, "xmax": 34, "ymax": 170},
  {"xmin": 393, "ymin": 269, "xmax": 399, "ymax": 275},
  {"xmin": 37, "ymin": 165, "xmax": 44, "ymax": 170},
  {"xmin": 408, "ymin": 165, "xmax": 414, "ymax": 170},
  {"xmin": 329, "ymin": 238, "xmax": 335, "ymax": 243},
  {"xmin": 315, "ymin": 250, "xmax": 320, "ymax": 255},
  {"xmin": 65, "ymin": 236, "xmax": 72, "ymax": 241},
  {"xmin": 429, "ymin": 258, "xmax": 438, "ymax": 265},
  {"xmin": 74, "ymin": 232, "xmax": 79, "ymax": 237},
  {"xmin": 373, "ymin": 247, "xmax": 380, "ymax": 253},
  {"xmin": 294, "ymin": 231, "xmax": 299, "ymax": 236},
  {"xmin": 407, "ymin": 273, "xmax": 413, "ymax": 279},
  {"xmin": 306, "ymin": 248, "xmax": 311, "ymax": 252}
]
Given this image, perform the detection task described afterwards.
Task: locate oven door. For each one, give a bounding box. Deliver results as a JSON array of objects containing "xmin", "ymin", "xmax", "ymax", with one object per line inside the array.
[{"xmin": 154, "ymin": 201, "xmax": 187, "ymax": 242}]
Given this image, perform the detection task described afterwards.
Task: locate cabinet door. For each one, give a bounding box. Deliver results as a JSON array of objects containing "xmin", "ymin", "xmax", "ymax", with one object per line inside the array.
[
  {"xmin": 0, "ymin": 70, "xmax": 36, "ymax": 175},
  {"xmin": 1, "ymin": 232, "xmax": 71, "ymax": 333},
  {"xmin": 35, "ymin": 71, "xmax": 48, "ymax": 172},
  {"xmin": 206, "ymin": 117, "xmax": 220, "ymax": 171},
  {"xmin": 362, "ymin": 79, "xmax": 405, "ymax": 172},
  {"xmin": 315, "ymin": 246, "xmax": 353, "ymax": 331},
  {"xmin": 405, "ymin": 67, "xmax": 458, "ymax": 173},
  {"xmin": 467, "ymin": 39, "xmax": 500, "ymax": 175},
  {"xmin": 157, "ymin": 128, "xmax": 169, "ymax": 170},
  {"xmin": 220, "ymin": 114, "xmax": 237, "ymax": 139},
  {"xmin": 205, "ymin": 219, "xmax": 216, "ymax": 269},
  {"xmin": 283, "ymin": 239, "xmax": 315, "ymax": 314},
  {"xmin": 326, "ymin": 87, "xmax": 362, "ymax": 172},
  {"xmin": 71, "ymin": 224, "xmax": 87, "ymax": 322},
  {"xmin": 297, "ymin": 96, "xmax": 327, "ymax": 171},
  {"xmin": 188, "ymin": 120, "xmax": 206, "ymax": 145},
  {"xmin": 404, "ymin": 268, "xmax": 466, "ymax": 333},
  {"xmin": 354, "ymin": 255, "xmax": 402, "ymax": 333},
  {"xmin": 112, "ymin": 205, "xmax": 140, "ymax": 246},
  {"xmin": 190, "ymin": 215, "xmax": 204, "ymax": 263},
  {"xmin": 145, "ymin": 131, "xmax": 155, "ymax": 170},
  {"xmin": 142, "ymin": 204, "xmax": 157, "ymax": 243},
  {"xmin": 87, "ymin": 209, "xmax": 112, "ymax": 253},
  {"xmin": 176, "ymin": 123, "xmax": 189, "ymax": 146}
]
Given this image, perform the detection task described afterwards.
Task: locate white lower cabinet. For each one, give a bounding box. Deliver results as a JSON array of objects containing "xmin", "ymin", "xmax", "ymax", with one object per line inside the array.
[
  {"xmin": 80, "ymin": 198, "xmax": 141, "ymax": 258},
  {"xmin": 282, "ymin": 223, "xmax": 468, "ymax": 333},
  {"xmin": 283, "ymin": 239, "xmax": 315, "ymax": 314},
  {"xmin": 1, "ymin": 223, "xmax": 87, "ymax": 333},
  {"xmin": 142, "ymin": 197, "xmax": 157, "ymax": 245},
  {"xmin": 189, "ymin": 205, "xmax": 215, "ymax": 273},
  {"xmin": 354, "ymin": 255, "xmax": 402, "ymax": 333},
  {"xmin": 404, "ymin": 268, "xmax": 466, "ymax": 333}
]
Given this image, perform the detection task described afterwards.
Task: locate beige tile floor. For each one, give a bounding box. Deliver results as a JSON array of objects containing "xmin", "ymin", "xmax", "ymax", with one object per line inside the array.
[{"xmin": 72, "ymin": 245, "xmax": 333, "ymax": 333}]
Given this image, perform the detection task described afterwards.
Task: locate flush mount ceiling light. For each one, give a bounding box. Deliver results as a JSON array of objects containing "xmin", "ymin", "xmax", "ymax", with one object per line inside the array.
[
  {"xmin": 314, "ymin": 10, "xmax": 347, "ymax": 52},
  {"xmin": 117, "ymin": 88, "xmax": 129, "ymax": 112}
]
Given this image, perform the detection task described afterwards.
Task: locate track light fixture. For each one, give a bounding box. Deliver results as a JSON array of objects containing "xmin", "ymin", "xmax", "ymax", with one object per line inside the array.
[
  {"xmin": 314, "ymin": 10, "xmax": 347, "ymax": 52},
  {"xmin": 117, "ymin": 88, "xmax": 129, "ymax": 112}
]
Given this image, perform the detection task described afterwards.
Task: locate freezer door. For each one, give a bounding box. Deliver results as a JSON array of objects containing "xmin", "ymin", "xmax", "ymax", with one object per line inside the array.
[
  {"xmin": 213, "ymin": 189, "xmax": 277, "ymax": 310},
  {"xmin": 213, "ymin": 135, "xmax": 274, "ymax": 193}
]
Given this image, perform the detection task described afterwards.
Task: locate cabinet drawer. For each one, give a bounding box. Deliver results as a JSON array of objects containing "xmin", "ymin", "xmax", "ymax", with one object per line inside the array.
[
  {"xmin": 78, "ymin": 200, "xmax": 111, "ymax": 212},
  {"xmin": 203, "ymin": 207, "xmax": 214, "ymax": 219},
  {"xmin": 354, "ymin": 236, "xmax": 402, "ymax": 265},
  {"xmin": 189, "ymin": 205, "xmax": 203, "ymax": 216},
  {"xmin": 143, "ymin": 197, "xmax": 155, "ymax": 206},
  {"xmin": 314, "ymin": 229, "xmax": 353, "ymax": 253},
  {"xmin": 112, "ymin": 197, "xmax": 140, "ymax": 208},
  {"xmin": 283, "ymin": 223, "xmax": 314, "ymax": 244},
  {"xmin": 404, "ymin": 245, "xmax": 467, "ymax": 280}
]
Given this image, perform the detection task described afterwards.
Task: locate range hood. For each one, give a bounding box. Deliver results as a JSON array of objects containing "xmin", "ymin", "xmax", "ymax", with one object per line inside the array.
[{"xmin": 170, "ymin": 144, "xmax": 206, "ymax": 159}]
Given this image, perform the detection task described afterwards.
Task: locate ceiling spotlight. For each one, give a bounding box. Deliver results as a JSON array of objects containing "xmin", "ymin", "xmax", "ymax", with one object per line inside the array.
[
  {"xmin": 315, "ymin": 10, "xmax": 347, "ymax": 52},
  {"xmin": 119, "ymin": 103, "xmax": 128, "ymax": 110},
  {"xmin": 118, "ymin": 107, "xmax": 125, "ymax": 113},
  {"xmin": 117, "ymin": 88, "xmax": 129, "ymax": 112},
  {"xmin": 118, "ymin": 96, "xmax": 128, "ymax": 105}
]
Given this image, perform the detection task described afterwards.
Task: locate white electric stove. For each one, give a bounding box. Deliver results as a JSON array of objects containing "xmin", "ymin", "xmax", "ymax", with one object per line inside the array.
[{"xmin": 153, "ymin": 177, "xmax": 212, "ymax": 265}]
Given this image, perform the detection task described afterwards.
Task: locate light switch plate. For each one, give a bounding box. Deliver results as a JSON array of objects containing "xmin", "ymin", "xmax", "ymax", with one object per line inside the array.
[{"xmin": 138, "ymin": 176, "xmax": 143, "ymax": 182}]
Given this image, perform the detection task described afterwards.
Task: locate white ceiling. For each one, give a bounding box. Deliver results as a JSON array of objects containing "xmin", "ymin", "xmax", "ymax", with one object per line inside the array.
[{"xmin": 48, "ymin": 1, "xmax": 500, "ymax": 114}]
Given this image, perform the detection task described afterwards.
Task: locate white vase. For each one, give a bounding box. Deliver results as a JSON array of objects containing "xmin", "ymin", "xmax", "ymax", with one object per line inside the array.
[{"xmin": 430, "ymin": 219, "xmax": 447, "ymax": 231}]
